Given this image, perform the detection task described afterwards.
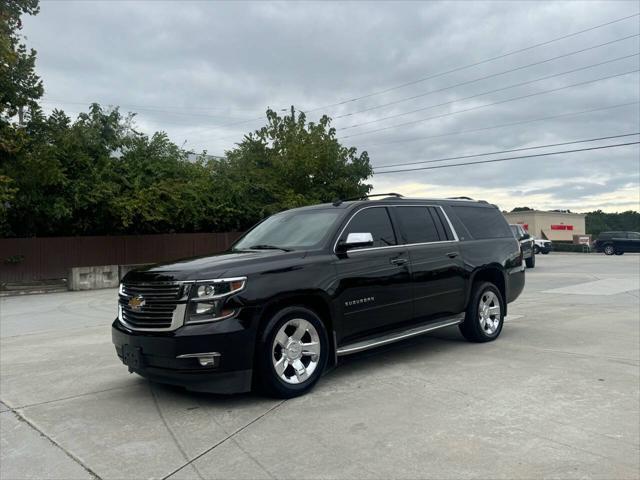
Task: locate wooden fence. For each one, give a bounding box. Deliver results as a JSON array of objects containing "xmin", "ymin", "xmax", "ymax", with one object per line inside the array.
[{"xmin": 0, "ymin": 232, "xmax": 243, "ymax": 284}]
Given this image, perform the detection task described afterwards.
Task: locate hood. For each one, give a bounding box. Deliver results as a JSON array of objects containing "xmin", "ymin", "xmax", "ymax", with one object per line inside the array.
[{"xmin": 123, "ymin": 249, "xmax": 306, "ymax": 282}]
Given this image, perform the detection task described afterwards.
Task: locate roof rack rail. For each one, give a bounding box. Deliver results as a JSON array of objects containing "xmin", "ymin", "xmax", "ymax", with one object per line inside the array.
[
  {"xmin": 332, "ymin": 193, "xmax": 403, "ymax": 206},
  {"xmin": 447, "ymin": 196, "xmax": 489, "ymax": 204}
]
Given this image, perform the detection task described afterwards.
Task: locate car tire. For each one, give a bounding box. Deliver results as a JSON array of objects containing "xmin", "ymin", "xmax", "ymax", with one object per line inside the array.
[
  {"xmin": 604, "ymin": 244, "xmax": 615, "ymax": 255},
  {"xmin": 533, "ymin": 245, "xmax": 540, "ymax": 255},
  {"xmin": 256, "ymin": 306, "xmax": 329, "ymax": 398},
  {"xmin": 542, "ymin": 251, "xmax": 550, "ymax": 255},
  {"xmin": 525, "ymin": 253, "xmax": 535, "ymax": 268},
  {"xmin": 459, "ymin": 282, "xmax": 504, "ymax": 343}
]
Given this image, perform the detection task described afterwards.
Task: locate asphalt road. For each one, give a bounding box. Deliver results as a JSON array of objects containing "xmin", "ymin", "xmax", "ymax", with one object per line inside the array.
[{"xmin": 1, "ymin": 253, "xmax": 639, "ymax": 480}]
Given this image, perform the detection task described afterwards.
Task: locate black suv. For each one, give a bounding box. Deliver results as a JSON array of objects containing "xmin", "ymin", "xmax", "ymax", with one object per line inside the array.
[
  {"xmin": 509, "ymin": 224, "xmax": 535, "ymax": 268},
  {"xmin": 112, "ymin": 196, "xmax": 525, "ymax": 398},
  {"xmin": 593, "ymin": 231, "xmax": 640, "ymax": 255}
]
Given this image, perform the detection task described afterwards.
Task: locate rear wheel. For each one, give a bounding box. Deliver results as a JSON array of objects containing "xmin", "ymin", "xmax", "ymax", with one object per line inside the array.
[
  {"xmin": 459, "ymin": 282, "xmax": 504, "ymax": 343},
  {"xmin": 256, "ymin": 306, "xmax": 328, "ymax": 398},
  {"xmin": 604, "ymin": 244, "xmax": 615, "ymax": 255}
]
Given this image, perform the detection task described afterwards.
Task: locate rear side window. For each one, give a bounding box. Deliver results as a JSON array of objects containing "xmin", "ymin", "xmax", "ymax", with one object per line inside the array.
[
  {"xmin": 452, "ymin": 206, "xmax": 512, "ymax": 239},
  {"xmin": 395, "ymin": 206, "xmax": 440, "ymax": 243},
  {"xmin": 628, "ymin": 232, "xmax": 640, "ymax": 240},
  {"xmin": 341, "ymin": 207, "xmax": 397, "ymax": 249}
]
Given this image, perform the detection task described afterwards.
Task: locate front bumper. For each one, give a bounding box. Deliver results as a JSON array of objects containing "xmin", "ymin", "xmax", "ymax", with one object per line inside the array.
[
  {"xmin": 111, "ymin": 310, "xmax": 259, "ymax": 394},
  {"xmin": 536, "ymin": 243, "xmax": 552, "ymax": 253}
]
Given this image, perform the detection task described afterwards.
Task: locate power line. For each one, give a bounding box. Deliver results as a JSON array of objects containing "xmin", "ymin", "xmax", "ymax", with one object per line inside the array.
[
  {"xmin": 303, "ymin": 12, "xmax": 640, "ymax": 113},
  {"xmin": 341, "ymin": 53, "xmax": 639, "ymax": 130},
  {"xmin": 334, "ymin": 34, "xmax": 640, "ymax": 121},
  {"xmin": 372, "ymin": 142, "xmax": 640, "ymax": 174},
  {"xmin": 211, "ymin": 12, "xmax": 640, "ymax": 135},
  {"xmin": 340, "ymin": 69, "xmax": 640, "ymax": 139},
  {"xmin": 373, "ymin": 133, "xmax": 640, "ymax": 170},
  {"xmin": 40, "ymin": 99, "xmax": 258, "ymax": 123},
  {"xmin": 367, "ymin": 101, "xmax": 640, "ymax": 147}
]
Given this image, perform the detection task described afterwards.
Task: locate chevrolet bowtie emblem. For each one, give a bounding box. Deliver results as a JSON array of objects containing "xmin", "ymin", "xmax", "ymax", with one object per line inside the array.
[{"xmin": 128, "ymin": 295, "xmax": 146, "ymax": 312}]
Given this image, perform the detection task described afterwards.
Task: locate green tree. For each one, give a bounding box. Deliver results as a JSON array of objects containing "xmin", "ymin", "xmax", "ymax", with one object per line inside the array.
[
  {"xmin": 586, "ymin": 210, "xmax": 640, "ymax": 237},
  {"xmin": 511, "ymin": 206, "xmax": 534, "ymax": 212},
  {"xmin": 0, "ymin": 0, "xmax": 42, "ymax": 127},
  {"xmin": 218, "ymin": 107, "xmax": 372, "ymax": 229}
]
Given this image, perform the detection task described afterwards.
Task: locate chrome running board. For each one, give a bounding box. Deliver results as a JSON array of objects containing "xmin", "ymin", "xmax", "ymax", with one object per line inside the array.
[{"xmin": 336, "ymin": 314, "xmax": 464, "ymax": 356}]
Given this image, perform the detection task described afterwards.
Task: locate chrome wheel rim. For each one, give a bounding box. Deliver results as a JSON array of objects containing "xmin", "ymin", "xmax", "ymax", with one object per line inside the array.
[
  {"xmin": 478, "ymin": 291, "xmax": 501, "ymax": 335},
  {"xmin": 272, "ymin": 318, "xmax": 321, "ymax": 385},
  {"xmin": 604, "ymin": 245, "xmax": 614, "ymax": 255}
]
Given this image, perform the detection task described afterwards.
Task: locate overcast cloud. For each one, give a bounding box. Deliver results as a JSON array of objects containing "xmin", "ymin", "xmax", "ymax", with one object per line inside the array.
[{"xmin": 24, "ymin": 0, "xmax": 640, "ymax": 212}]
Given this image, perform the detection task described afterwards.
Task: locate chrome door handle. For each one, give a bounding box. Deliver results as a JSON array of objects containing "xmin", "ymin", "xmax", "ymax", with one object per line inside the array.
[{"xmin": 390, "ymin": 258, "xmax": 408, "ymax": 266}]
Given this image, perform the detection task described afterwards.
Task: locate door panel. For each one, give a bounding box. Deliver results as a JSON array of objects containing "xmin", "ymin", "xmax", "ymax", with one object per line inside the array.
[
  {"xmin": 390, "ymin": 205, "xmax": 466, "ymax": 321},
  {"xmin": 332, "ymin": 206, "xmax": 413, "ymax": 343},
  {"xmin": 627, "ymin": 232, "xmax": 640, "ymax": 252},
  {"xmin": 407, "ymin": 243, "xmax": 466, "ymax": 321},
  {"xmin": 334, "ymin": 248, "xmax": 412, "ymax": 342}
]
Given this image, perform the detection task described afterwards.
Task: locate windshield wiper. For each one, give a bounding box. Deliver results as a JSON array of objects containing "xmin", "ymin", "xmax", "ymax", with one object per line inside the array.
[{"xmin": 248, "ymin": 244, "xmax": 292, "ymax": 252}]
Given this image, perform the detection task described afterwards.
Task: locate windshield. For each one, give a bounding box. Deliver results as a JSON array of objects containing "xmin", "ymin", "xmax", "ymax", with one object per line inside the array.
[{"xmin": 233, "ymin": 209, "xmax": 342, "ymax": 251}]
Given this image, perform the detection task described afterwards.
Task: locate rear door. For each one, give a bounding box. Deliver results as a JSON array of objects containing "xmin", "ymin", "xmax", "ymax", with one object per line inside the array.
[
  {"xmin": 333, "ymin": 206, "xmax": 413, "ymax": 342},
  {"xmin": 392, "ymin": 205, "xmax": 466, "ymax": 322}
]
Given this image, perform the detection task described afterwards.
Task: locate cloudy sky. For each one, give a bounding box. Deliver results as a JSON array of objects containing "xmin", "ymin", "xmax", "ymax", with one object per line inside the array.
[{"xmin": 24, "ymin": 0, "xmax": 640, "ymax": 212}]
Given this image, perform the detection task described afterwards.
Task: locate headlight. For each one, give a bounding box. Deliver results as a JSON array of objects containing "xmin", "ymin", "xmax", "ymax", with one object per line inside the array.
[{"xmin": 186, "ymin": 277, "xmax": 246, "ymax": 324}]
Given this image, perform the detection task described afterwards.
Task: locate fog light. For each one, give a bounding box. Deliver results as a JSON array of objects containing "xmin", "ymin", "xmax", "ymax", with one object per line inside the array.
[
  {"xmin": 198, "ymin": 355, "xmax": 216, "ymax": 367},
  {"xmin": 176, "ymin": 352, "xmax": 221, "ymax": 367}
]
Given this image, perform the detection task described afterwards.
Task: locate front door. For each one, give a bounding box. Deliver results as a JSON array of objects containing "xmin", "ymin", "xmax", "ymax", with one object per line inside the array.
[
  {"xmin": 626, "ymin": 232, "xmax": 640, "ymax": 252},
  {"xmin": 333, "ymin": 206, "xmax": 412, "ymax": 343}
]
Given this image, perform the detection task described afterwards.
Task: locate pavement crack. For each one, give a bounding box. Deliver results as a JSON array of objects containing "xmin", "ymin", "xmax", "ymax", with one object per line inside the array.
[
  {"xmin": 149, "ymin": 383, "xmax": 206, "ymax": 480},
  {"xmin": 162, "ymin": 400, "xmax": 286, "ymax": 480},
  {"xmin": 8, "ymin": 385, "xmax": 132, "ymax": 410},
  {"xmin": 8, "ymin": 407, "xmax": 102, "ymax": 480}
]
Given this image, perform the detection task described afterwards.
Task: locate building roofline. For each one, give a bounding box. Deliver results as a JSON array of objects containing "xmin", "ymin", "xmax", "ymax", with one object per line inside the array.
[{"xmin": 503, "ymin": 210, "xmax": 585, "ymax": 216}]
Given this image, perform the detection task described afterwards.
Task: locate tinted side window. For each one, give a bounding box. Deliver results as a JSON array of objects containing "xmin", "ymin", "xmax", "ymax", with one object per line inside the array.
[
  {"xmin": 433, "ymin": 207, "xmax": 454, "ymax": 240},
  {"xmin": 452, "ymin": 206, "xmax": 512, "ymax": 239},
  {"xmin": 395, "ymin": 206, "xmax": 440, "ymax": 243},
  {"xmin": 628, "ymin": 232, "xmax": 640, "ymax": 240},
  {"xmin": 341, "ymin": 207, "xmax": 397, "ymax": 249}
]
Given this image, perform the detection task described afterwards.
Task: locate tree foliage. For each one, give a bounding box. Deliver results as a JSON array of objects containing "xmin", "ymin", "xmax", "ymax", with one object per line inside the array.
[
  {"xmin": 585, "ymin": 210, "xmax": 640, "ymax": 237},
  {"xmin": 1, "ymin": 104, "xmax": 372, "ymax": 237}
]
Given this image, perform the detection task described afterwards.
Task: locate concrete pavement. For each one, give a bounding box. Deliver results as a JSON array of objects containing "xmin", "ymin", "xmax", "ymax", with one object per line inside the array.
[{"xmin": 1, "ymin": 254, "xmax": 638, "ymax": 479}]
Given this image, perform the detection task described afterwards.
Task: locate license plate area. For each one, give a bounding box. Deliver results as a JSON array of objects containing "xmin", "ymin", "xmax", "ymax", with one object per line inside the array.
[{"xmin": 122, "ymin": 345, "xmax": 144, "ymax": 370}]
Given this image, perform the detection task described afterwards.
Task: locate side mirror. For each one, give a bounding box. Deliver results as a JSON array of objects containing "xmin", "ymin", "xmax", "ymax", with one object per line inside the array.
[{"xmin": 337, "ymin": 232, "xmax": 374, "ymax": 252}]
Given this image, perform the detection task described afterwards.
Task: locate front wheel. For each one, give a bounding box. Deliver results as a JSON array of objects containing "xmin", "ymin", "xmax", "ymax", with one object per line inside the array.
[
  {"xmin": 604, "ymin": 244, "xmax": 615, "ymax": 255},
  {"xmin": 256, "ymin": 306, "xmax": 329, "ymax": 398},
  {"xmin": 533, "ymin": 245, "xmax": 540, "ymax": 255},
  {"xmin": 459, "ymin": 282, "xmax": 504, "ymax": 343}
]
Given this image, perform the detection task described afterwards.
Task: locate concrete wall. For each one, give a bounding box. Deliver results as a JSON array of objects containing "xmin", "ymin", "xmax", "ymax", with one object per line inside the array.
[{"xmin": 68, "ymin": 265, "xmax": 119, "ymax": 291}]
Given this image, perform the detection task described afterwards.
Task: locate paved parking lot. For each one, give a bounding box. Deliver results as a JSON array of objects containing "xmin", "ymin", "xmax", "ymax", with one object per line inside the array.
[{"xmin": 1, "ymin": 253, "xmax": 639, "ymax": 480}]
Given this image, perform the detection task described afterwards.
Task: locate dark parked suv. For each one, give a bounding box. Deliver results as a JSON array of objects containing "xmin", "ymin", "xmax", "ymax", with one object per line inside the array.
[
  {"xmin": 594, "ymin": 231, "xmax": 640, "ymax": 255},
  {"xmin": 112, "ymin": 195, "xmax": 525, "ymax": 398}
]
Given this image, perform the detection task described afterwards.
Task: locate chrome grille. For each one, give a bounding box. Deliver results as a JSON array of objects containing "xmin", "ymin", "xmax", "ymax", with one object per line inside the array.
[
  {"xmin": 118, "ymin": 282, "xmax": 187, "ymax": 331},
  {"xmin": 121, "ymin": 283, "xmax": 183, "ymax": 300}
]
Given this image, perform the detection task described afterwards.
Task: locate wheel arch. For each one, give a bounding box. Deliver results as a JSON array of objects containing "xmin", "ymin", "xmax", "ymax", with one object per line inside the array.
[
  {"xmin": 256, "ymin": 291, "xmax": 336, "ymax": 366},
  {"xmin": 467, "ymin": 266, "xmax": 507, "ymax": 316}
]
